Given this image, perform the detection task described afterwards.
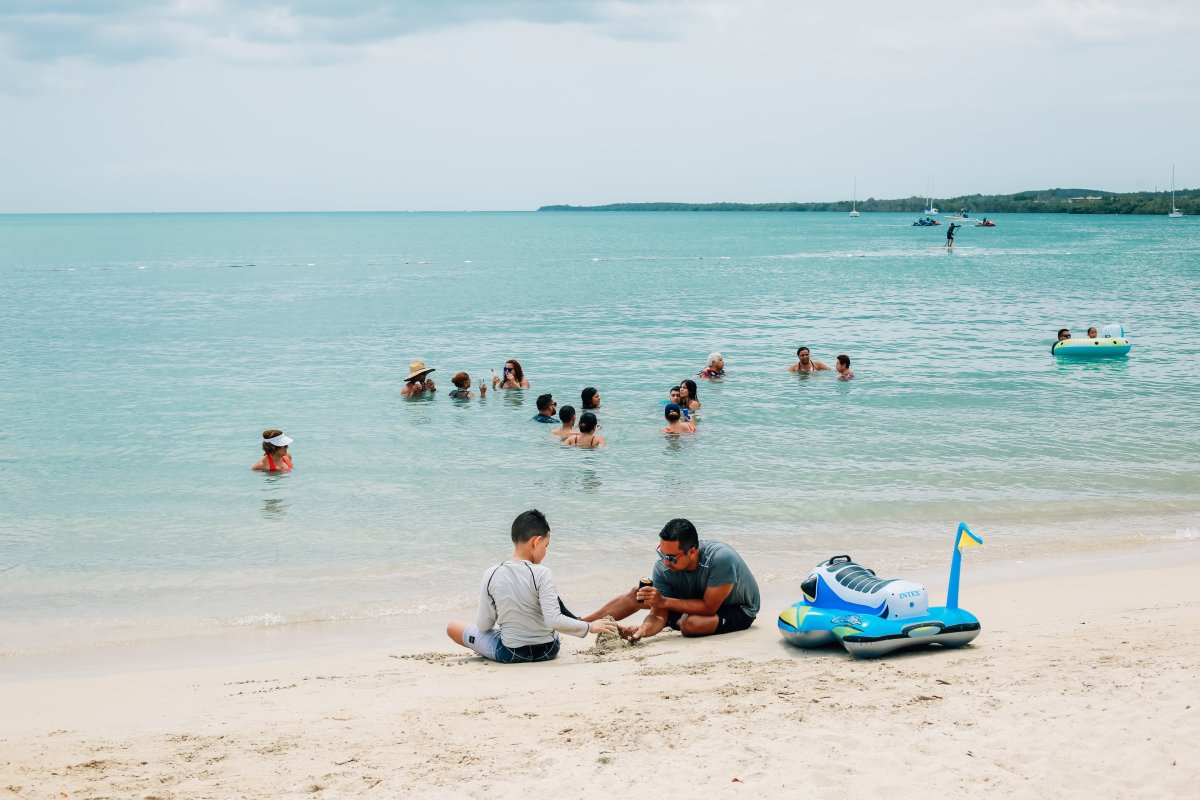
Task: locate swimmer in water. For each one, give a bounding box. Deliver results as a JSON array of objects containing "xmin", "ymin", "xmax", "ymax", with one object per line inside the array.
[
  {"xmin": 678, "ymin": 379, "xmax": 701, "ymax": 416},
  {"xmin": 835, "ymin": 354, "xmax": 854, "ymax": 381},
  {"xmin": 789, "ymin": 346, "xmax": 832, "ymax": 374},
  {"xmin": 1087, "ymin": 327, "xmax": 1098, "ymax": 339},
  {"xmin": 448, "ymin": 371, "xmax": 486, "ymax": 399},
  {"xmin": 401, "ymin": 360, "xmax": 436, "ymax": 398},
  {"xmin": 698, "ymin": 352, "xmax": 725, "ymax": 379},
  {"xmin": 252, "ymin": 429, "xmax": 293, "ymax": 472},
  {"xmin": 552, "ymin": 405, "xmax": 577, "ymax": 441},
  {"xmin": 565, "ymin": 412, "xmax": 606, "ymax": 449},
  {"xmin": 581, "ymin": 387, "xmax": 601, "ymax": 410},
  {"xmin": 661, "ymin": 403, "xmax": 696, "ymax": 435},
  {"xmin": 492, "ymin": 359, "xmax": 531, "ymax": 389}
]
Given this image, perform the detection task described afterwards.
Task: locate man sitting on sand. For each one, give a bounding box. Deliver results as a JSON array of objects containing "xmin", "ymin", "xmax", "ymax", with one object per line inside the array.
[
  {"xmin": 446, "ymin": 510, "xmax": 617, "ymax": 663},
  {"xmin": 585, "ymin": 518, "xmax": 759, "ymax": 640}
]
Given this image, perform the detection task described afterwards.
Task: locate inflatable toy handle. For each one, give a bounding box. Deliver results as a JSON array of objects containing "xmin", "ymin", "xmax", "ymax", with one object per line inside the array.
[
  {"xmin": 947, "ymin": 522, "xmax": 983, "ymax": 609},
  {"xmin": 823, "ymin": 555, "xmax": 853, "ymax": 566}
]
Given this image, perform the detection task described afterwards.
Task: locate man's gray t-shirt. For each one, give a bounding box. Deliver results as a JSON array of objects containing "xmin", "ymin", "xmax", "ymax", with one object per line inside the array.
[{"xmin": 652, "ymin": 540, "xmax": 760, "ymax": 617}]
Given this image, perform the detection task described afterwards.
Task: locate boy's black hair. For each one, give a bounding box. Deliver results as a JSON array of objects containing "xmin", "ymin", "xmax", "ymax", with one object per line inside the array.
[
  {"xmin": 558, "ymin": 404, "xmax": 576, "ymax": 423},
  {"xmin": 659, "ymin": 518, "xmax": 699, "ymax": 551},
  {"xmin": 837, "ymin": 354, "xmax": 851, "ymax": 367},
  {"xmin": 536, "ymin": 393, "xmax": 554, "ymax": 413},
  {"xmin": 512, "ymin": 509, "xmax": 550, "ymax": 544}
]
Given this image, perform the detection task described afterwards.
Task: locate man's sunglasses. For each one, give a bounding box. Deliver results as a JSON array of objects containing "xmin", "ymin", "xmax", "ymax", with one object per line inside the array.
[{"xmin": 657, "ymin": 547, "xmax": 691, "ymax": 564}]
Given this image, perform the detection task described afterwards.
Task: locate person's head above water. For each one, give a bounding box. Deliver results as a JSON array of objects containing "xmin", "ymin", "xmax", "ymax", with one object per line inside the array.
[
  {"xmin": 578, "ymin": 412, "xmax": 599, "ymax": 434},
  {"xmin": 1058, "ymin": 328, "xmax": 1071, "ymax": 341},
  {"xmin": 503, "ymin": 359, "xmax": 525, "ymax": 383},
  {"xmin": 536, "ymin": 393, "xmax": 556, "ymax": 414},
  {"xmin": 405, "ymin": 360, "xmax": 435, "ymax": 383},
  {"xmin": 837, "ymin": 354, "xmax": 851, "ymax": 369},
  {"xmin": 451, "ymin": 371, "xmax": 470, "ymax": 389},
  {"xmin": 261, "ymin": 429, "xmax": 292, "ymax": 454},
  {"xmin": 1087, "ymin": 327, "xmax": 1098, "ymax": 338},
  {"xmin": 680, "ymin": 379, "xmax": 698, "ymax": 402},
  {"xmin": 664, "ymin": 403, "xmax": 683, "ymax": 422},
  {"xmin": 558, "ymin": 405, "xmax": 576, "ymax": 426},
  {"xmin": 581, "ymin": 387, "xmax": 600, "ymax": 409},
  {"xmin": 707, "ymin": 352, "xmax": 724, "ymax": 369},
  {"xmin": 669, "ymin": 385, "xmax": 682, "ymax": 404},
  {"xmin": 797, "ymin": 346, "xmax": 813, "ymax": 361}
]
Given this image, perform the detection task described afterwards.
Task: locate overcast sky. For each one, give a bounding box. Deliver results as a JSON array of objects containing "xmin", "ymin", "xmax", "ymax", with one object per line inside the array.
[{"xmin": 2, "ymin": 1, "xmax": 1197, "ymax": 212}]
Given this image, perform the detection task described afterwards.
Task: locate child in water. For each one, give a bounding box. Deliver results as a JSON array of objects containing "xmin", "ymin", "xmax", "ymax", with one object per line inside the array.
[
  {"xmin": 661, "ymin": 403, "xmax": 696, "ymax": 435},
  {"xmin": 836, "ymin": 354, "xmax": 854, "ymax": 381},
  {"xmin": 252, "ymin": 429, "xmax": 293, "ymax": 472}
]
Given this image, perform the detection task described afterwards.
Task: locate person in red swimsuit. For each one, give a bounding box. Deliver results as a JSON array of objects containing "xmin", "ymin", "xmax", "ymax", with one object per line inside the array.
[{"xmin": 252, "ymin": 429, "xmax": 293, "ymax": 472}]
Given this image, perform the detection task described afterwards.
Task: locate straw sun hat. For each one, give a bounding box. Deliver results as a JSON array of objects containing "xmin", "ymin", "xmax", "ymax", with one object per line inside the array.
[{"xmin": 405, "ymin": 360, "xmax": 435, "ymax": 381}]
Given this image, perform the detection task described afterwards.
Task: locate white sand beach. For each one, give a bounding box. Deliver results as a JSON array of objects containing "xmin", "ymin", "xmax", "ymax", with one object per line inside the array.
[{"xmin": 3, "ymin": 545, "xmax": 1198, "ymax": 799}]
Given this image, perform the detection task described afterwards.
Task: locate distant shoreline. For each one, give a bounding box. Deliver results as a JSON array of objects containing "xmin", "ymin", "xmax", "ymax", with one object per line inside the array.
[{"xmin": 540, "ymin": 187, "xmax": 1194, "ymax": 215}]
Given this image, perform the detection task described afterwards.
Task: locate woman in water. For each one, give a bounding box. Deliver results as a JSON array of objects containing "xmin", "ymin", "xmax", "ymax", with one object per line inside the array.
[
  {"xmin": 565, "ymin": 412, "xmax": 606, "ymax": 448},
  {"xmin": 448, "ymin": 372, "xmax": 486, "ymax": 399},
  {"xmin": 661, "ymin": 403, "xmax": 696, "ymax": 435},
  {"xmin": 581, "ymin": 387, "xmax": 601, "ymax": 410},
  {"xmin": 492, "ymin": 359, "xmax": 530, "ymax": 389},
  {"xmin": 678, "ymin": 379, "xmax": 701, "ymax": 416},
  {"xmin": 252, "ymin": 429, "xmax": 293, "ymax": 472},
  {"xmin": 789, "ymin": 346, "xmax": 831, "ymax": 373}
]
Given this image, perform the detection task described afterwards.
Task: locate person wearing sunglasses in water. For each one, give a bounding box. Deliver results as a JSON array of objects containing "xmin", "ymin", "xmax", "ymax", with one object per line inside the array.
[
  {"xmin": 492, "ymin": 359, "xmax": 531, "ymax": 389},
  {"xmin": 583, "ymin": 518, "xmax": 759, "ymax": 640}
]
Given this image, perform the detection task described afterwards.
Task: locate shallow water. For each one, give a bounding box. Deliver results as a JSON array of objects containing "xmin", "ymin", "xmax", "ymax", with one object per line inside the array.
[{"xmin": 1, "ymin": 211, "xmax": 1197, "ymax": 656}]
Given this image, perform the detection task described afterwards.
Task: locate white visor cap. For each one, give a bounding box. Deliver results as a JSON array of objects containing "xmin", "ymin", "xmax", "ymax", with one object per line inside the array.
[{"xmin": 264, "ymin": 434, "xmax": 293, "ymax": 447}]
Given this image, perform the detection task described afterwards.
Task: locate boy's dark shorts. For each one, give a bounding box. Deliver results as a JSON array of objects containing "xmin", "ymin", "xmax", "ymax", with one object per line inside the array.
[{"xmin": 667, "ymin": 604, "xmax": 756, "ymax": 635}]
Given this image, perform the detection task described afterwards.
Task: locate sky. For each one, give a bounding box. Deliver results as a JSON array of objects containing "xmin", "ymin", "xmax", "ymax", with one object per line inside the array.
[{"xmin": 1, "ymin": 0, "xmax": 1198, "ymax": 212}]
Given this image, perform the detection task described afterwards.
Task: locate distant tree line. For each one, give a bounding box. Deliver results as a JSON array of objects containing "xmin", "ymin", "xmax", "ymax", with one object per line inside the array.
[{"xmin": 539, "ymin": 188, "xmax": 1197, "ymax": 215}]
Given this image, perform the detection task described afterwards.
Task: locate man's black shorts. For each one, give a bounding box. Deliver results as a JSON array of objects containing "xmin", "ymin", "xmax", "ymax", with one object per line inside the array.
[{"xmin": 667, "ymin": 604, "xmax": 756, "ymax": 635}]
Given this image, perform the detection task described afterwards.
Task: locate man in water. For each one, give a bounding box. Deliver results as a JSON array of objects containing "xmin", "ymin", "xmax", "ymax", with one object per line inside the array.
[
  {"xmin": 532, "ymin": 394, "xmax": 558, "ymax": 423},
  {"xmin": 1053, "ymin": 328, "xmax": 1071, "ymax": 354},
  {"xmin": 946, "ymin": 222, "xmax": 961, "ymax": 249},
  {"xmin": 584, "ymin": 518, "xmax": 760, "ymax": 640},
  {"xmin": 698, "ymin": 352, "xmax": 725, "ymax": 379}
]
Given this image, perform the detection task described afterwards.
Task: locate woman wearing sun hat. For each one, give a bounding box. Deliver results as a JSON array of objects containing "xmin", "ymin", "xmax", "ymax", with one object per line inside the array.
[
  {"xmin": 252, "ymin": 429, "xmax": 293, "ymax": 472},
  {"xmin": 401, "ymin": 359, "xmax": 437, "ymax": 398}
]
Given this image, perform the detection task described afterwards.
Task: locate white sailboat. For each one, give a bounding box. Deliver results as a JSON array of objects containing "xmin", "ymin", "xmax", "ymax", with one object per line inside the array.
[
  {"xmin": 850, "ymin": 177, "xmax": 860, "ymax": 217},
  {"xmin": 1169, "ymin": 165, "xmax": 1184, "ymax": 218},
  {"xmin": 923, "ymin": 177, "xmax": 938, "ymax": 215}
]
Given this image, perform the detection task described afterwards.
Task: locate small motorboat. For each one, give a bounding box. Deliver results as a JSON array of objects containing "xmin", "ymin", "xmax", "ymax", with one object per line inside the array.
[{"xmin": 976, "ymin": 219, "xmax": 996, "ymax": 227}]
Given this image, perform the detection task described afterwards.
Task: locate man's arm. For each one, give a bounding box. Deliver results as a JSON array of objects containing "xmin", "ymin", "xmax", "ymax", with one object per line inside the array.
[{"xmin": 644, "ymin": 583, "xmax": 734, "ymax": 617}]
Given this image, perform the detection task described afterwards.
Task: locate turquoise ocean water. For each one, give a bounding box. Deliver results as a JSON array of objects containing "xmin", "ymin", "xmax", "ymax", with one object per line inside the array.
[{"xmin": 1, "ymin": 211, "xmax": 1198, "ymax": 658}]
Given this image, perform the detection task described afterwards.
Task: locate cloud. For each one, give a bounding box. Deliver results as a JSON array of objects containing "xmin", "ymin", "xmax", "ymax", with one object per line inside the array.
[{"xmin": 0, "ymin": 0, "xmax": 705, "ymax": 69}]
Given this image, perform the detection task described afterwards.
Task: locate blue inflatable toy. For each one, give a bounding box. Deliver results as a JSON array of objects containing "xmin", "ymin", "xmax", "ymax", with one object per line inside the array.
[{"xmin": 778, "ymin": 522, "xmax": 983, "ymax": 658}]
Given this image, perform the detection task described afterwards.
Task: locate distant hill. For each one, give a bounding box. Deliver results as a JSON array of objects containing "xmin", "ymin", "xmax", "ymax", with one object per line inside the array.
[{"xmin": 539, "ymin": 188, "xmax": 1194, "ymax": 215}]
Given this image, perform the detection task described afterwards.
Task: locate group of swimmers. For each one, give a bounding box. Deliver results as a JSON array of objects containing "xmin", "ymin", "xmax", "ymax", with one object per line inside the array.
[{"xmin": 250, "ymin": 348, "xmax": 854, "ymax": 469}]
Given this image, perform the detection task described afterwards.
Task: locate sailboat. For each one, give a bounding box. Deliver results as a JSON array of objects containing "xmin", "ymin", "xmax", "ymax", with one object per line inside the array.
[
  {"xmin": 1169, "ymin": 165, "xmax": 1184, "ymax": 218},
  {"xmin": 923, "ymin": 177, "xmax": 938, "ymax": 215},
  {"xmin": 850, "ymin": 177, "xmax": 860, "ymax": 217}
]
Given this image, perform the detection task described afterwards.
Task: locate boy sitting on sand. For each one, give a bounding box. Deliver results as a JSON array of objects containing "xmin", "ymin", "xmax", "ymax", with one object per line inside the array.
[{"xmin": 447, "ymin": 510, "xmax": 617, "ymax": 663}]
